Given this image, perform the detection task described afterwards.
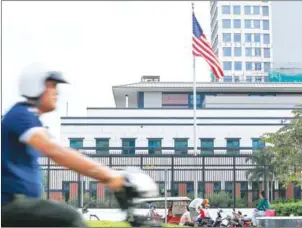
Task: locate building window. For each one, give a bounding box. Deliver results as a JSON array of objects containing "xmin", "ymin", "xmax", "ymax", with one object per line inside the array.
[
  {"xmin": 222, "ymin": 19, "xmax": 231, "ymax": 29},
  {"xmin": 122, "ymin": 138, "xmax": 135, "ymax": 155},
  {"xmin": 254, "ymin": 20, "xmax": 261, "ymax": 29},
  {"xmin": 200, "ymin": 138, "xmax": 214, "ymax": 155},
  {"xmin": 234, "ymin": 47, "xmax": 242, "ymax": 57},
  {"xmin": 262, "ymin": 6, "xmax": 269, "ymax": 16},
  {"xmin": 162, "ymin": 93, "xmax": 189, "ymax": 108},
  {"xmin": 254, "ymin": 33, "xmax": 261, "ymax": 42},
  {"xmin": 233, "ymin": 5, "xmax": 241, "ymax": 15},
  {"xmin": 138, "ymin": 92, "xmax": 144, "ymax": 109},
  {"xmin": 198, "ymin": 182, "xmax": 205, "ymax": 198},
  {"xmin": 255, "ymin": 62, "xmax": 262, "ymax": 71},
  {"xmin": 234, "ymin": 33, "xmax": 241, "ymax": 42},
  {"xmin": 213, "ymin": 182, "xmax": 221, "ymax": 193},
  {"xmin": 263, "ymin": 20, "xmax": 270, "ymax": 30},
  {"xmin": 226, "ymin": 138, "xmax": 240, "ymax": 155},
  {"xmin": 95, "ymin": 138, "xmax": 109, "ymax": 154},
  {"xmin": 223, "ymin": 33, "xmax": 232, "ymax": 42},
  {"xmin": 234, "ymin": 76, "xmax": 240, "ymax": 82},
  {"xmin": 157, "ymin": 182, "xmax": 165, "ymax": 196},
  {"xmin": 255, "ymin": 48, "xmax": 261, "ymax": 57},
  {"xmin": 252, "ymin": 138, "xmax": 265, "ymax": 151},
  {"xmin": 223, "ymin": 47, "xmax": 232, "ymax": 56},
  {"xmin": 174, "ymin": 139, "xmax": 188, "ymax": 155},
  {"xmin": 234, "ymin": 62, "xmax": 242, "ymax": 71},
  {"xmin": 62, "ymin": 182, "xmax": 70, "ymax": 202},
  {"xmin": 252, "ymin": 182, "xmax": 261, "ymax": 201},
  {"xmin": 244, "ymin": 6, "xmax": 251, "ymax": 15},
  {"xmin": 240, "ymin": 182, "xmax": 248, "ymax": 206},
  {"xmin": 245, "ymin": 33, "xmax": 252, "ymax": 42},
  {"xmin": 253, "ymin": 6, "xmax": 260, "ymax": 15},
  {"xmin": 223, "ymin": 61, "xmax": 232, "ymax": 71},
  {"xmin": 255, "ymin": 76, "xmax": 263, "ymax": 82},
  {"xmin": 222, "ymin": 5, "xmax": 231, "ymax": 14},
  {"xmin": 69, "ymin": 138, "xmax": 83, "ymax": 149},
  {"xmin": 246, "ymin": 62, "xmax": 253, "ymax": 71},
  {"xmin": 90, "ymin": 182, "xmax": 97, "ymax": 199},
  {"xmin": 245, "ymin": 48, "xmax": 252, "ymax": 57},
  {"xmin": 189, "ymin": 94, "xmax": 202, "ymax": 108},
  {"xmin": 245, "ymin": 20, "xmax": 252, "ymax": 28},
  {"xmin": 223, "ymin": 76, "xmax": 233, "ymax": 82},
  {"xmin": 264, "ymin": 62, "xmax": 271, "ymax": 72},
  {"xmin": 246, "ymin": 76, "xmax": 253, "ymax": 82},
  {"xmin": 233, "ymin": 19, "xmax": 241, "ymax": 29},
  {"xmin": 264, "ymin": 48, "xmax": 271, "ymax": 58},
  {"xmin": 225, "ymin": 181, "xmax": 233, "ymax": 196},
  {"xmin": 263, "ymin": 34, "xmax": 270, "ymax": 44},
  {"xmin": 148, "ymin": 139, "xmax": 162, "ymax": 155}
]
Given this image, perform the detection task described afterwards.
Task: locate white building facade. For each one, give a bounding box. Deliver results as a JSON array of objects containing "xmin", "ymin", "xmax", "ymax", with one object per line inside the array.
[
  {"xmin": 51, "ymin": 77, "xmax": 302, "ymax": 206},
  {"xmin": 210, "ymin": 1, "xmax": 273, "ymax": 83}
]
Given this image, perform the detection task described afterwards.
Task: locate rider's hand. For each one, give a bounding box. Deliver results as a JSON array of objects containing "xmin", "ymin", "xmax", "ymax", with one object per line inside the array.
[{"xmin": 113, "ymin": 167, "xmax": 159, "ymax": 210}]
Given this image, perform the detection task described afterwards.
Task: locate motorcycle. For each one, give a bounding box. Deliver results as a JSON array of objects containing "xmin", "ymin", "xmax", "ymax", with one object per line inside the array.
[
  {"xmin": 212, "ymin": 209, "xmax": 231, "ymax": 227},
  {"xmin": 236, "ymin": 211, "xmax": 253, "ymax": 227},
  {"xmin": 228, "ymin": 209, "xmax": 253, "ymax": 227}
]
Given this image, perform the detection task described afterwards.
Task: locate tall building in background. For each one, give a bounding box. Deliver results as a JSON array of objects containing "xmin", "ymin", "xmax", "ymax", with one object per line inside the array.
[{"xmin": 210, "ymin": 1, "xmax": 273, "ymax": 82}]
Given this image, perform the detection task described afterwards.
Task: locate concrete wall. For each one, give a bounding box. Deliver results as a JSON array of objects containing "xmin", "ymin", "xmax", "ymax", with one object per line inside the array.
[{"xmin": 62, "ymin": 109, "xmax": 293, "ymax": 148}]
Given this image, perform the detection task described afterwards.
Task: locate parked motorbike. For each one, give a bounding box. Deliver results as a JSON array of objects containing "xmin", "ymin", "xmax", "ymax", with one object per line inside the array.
[
  {"xmin": 212, "ymin": 209, "xmax": 228, "ymax": 227},
  {"xmin": 229, "ymin": 209, "xmax": 253, "ymax": 227}
]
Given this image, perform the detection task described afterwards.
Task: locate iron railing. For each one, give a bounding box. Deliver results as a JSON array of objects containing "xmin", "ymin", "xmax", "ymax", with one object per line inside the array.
[{"xmin": 40, "ymin": 148, "xmax": 302, "ymax": 209}]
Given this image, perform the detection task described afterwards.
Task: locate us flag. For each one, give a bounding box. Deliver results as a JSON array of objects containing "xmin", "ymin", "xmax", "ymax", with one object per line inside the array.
[{"xmin": 192, "ymin": 13, "xmax": 224, "ymax": 79}]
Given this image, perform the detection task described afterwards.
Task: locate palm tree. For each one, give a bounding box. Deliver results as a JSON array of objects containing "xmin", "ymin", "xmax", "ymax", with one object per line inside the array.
[{"xmin": 245, "ymin": 149, "xmax": 277, "ymax": 201}]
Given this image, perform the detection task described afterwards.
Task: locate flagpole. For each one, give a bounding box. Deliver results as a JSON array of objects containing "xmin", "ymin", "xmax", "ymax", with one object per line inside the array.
[{"xmin": 192, "ymin": 2, "xmax": 198, "ymax": 199}]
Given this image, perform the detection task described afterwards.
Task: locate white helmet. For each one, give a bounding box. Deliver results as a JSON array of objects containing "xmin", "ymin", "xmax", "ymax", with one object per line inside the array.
[
  {"xmin": 19, "ymin": 62, "xmax": 68, "ymax": 99},
  {"xmin": 120, "ymin": 167, "xmax": 159, "ymax": 198}
]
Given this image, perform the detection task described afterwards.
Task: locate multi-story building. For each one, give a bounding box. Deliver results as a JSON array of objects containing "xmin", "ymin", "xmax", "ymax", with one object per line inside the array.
[
  {"xmin": 210, "ymin": 1, "xmax": 273, "ymax": 82},
  {"xmin": 46, "ymin": 76, "xmax": 302, "ymax": 206}
]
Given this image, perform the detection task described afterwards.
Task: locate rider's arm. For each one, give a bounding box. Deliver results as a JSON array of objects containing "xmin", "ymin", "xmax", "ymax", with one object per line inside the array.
[{"xmin": 13, "ymin": 112, "xmax": 124, "ymax": 191}]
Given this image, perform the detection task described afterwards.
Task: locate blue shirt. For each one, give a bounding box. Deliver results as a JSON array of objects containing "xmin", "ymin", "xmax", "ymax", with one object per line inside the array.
[{"xmin": 1, "ymin": 102, "xmax": 44, "ymax": 206}]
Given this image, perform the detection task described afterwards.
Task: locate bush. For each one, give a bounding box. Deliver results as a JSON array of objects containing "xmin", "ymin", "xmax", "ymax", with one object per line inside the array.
[
  {"xmin": 205, "ymin": 192, "xmax": 247, "ymax": 208},
  {"xmin": 271, "ymin": 201, "xmax": 302, "ymax": 216}
]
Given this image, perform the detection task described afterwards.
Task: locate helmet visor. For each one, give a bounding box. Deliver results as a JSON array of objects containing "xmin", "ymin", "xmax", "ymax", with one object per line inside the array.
[{"xmin": 46, "ymin": 71, "xmax": 68, "ymax": 84}]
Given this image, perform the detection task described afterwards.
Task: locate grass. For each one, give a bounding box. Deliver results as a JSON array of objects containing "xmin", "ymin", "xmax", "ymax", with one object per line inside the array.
[{"xmin": 86, "ymin": 221, "xmax": 181, "ymax": 227}]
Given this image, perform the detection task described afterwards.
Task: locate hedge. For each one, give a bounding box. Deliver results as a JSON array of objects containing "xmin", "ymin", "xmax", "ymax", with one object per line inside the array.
[{"xmin": 271, "ymin": 201, "xmax": 302, "ymax": 216}]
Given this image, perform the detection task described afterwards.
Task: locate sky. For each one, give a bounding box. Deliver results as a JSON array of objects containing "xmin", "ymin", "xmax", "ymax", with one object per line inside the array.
[{"xmin": 2, "ymin": 1, "xmax": 211, "ymax": 139}]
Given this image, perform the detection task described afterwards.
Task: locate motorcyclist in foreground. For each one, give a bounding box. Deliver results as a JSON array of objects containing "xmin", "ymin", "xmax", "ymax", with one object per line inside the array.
[{"xmin": 1, "ymin": 63, "xmax": 159, "ymax": 227}]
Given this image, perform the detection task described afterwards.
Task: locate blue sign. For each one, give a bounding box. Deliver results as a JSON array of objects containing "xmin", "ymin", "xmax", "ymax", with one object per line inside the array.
[{"xmin": 268, "ymin": 72, "xmax": 302, "ymax": 82}]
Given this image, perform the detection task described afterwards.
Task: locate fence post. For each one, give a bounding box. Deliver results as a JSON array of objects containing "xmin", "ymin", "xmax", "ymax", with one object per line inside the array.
[
  {"xmin": 109, "ymin": 156, "xmax": 112, "ymax": 208},
  {"xmin": 233, "ymin": 156, "xmax": 236, "ymax": 208},
  {"xmin": 263, "ymin": 158, "xmax": 267, "ymax": 200},
  {"xmin": 47, "ymin": 157, "xmax": 50, "ymax": 200},
  {"xmin": 171, "ymin": 155, "xmax": 174, "ymax": 196},
  {"xmin": 202, "ymin": 156, "xmax": 205, "ymax": 198},
  {"xmin": 77, "ymin": 173, "xmax": 82, "ymax": 208}
]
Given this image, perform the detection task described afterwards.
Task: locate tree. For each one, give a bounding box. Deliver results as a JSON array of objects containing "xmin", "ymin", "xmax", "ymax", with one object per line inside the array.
[
  {"xmin": 245, "ymin": 148, "xmax": 277, "ymax": 201},
  {"xmin": 261, "ymin": 107, "xmax": 302, "ymax": 187}
]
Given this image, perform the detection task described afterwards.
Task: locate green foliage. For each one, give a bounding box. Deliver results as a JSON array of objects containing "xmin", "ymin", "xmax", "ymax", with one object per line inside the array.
[
  {"xmin": 206, "ymin": 191, "xmax": 247, "ymax": 208},
  {"xmin": 66, "ymin": 193, "xmax": 112, "ymax": 208},
  {"xmin": 271, "ymin": 201, "xmax": 302, "ymax": 216},
  {"xmin": 261, "ymin": 107, "xmax": 302, "ymax": 187},
  {"xmin": 271, "ymin": 198, "xmax": 297, "ymax": 204}
]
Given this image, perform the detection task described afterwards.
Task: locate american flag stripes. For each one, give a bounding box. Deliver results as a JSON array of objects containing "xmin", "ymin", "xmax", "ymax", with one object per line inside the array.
[{"xmin": 192, "ymin": 13, "xmax": 224, "ymax": 79}]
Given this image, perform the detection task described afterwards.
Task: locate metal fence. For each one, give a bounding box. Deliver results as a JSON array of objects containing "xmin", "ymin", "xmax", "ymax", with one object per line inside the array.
[{"xmin": 39, "ymin": 148, "xmax": 302, "ymax": 209}]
